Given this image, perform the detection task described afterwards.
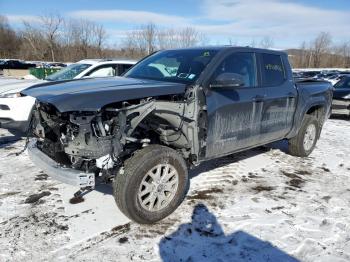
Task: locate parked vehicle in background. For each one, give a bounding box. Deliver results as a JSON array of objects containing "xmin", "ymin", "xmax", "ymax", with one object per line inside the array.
[
  {"xmin": 0, "ymin": 59, "xmax": 137, "ymax": 133},
  {"xmin": 45, "ymin": 59, "xmax": 136, "ymax": 81},
  {"xmin": 328, "ymin": 74, "xmax": 350, "ymax": 86},
  {"xmin": 0, "ymin": 59, "xmax": 36, "ymax": 70},
  {"xmin": 299, "ymin": 71, "xmax": 321, "ymax": 79},
  {"xmin": 332, "ymin": 76, "xmax": 350, "ymax": 116},
  {"xmin": 24, "ymin": 47, "xmax": 333, "ymax": 224},
  {"xmin": 292, "ymin": 71, "xmax": 303, "ymax": 79}
]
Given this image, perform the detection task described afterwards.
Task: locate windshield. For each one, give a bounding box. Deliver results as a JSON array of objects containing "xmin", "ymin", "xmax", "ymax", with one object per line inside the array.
[
  {"xmin": 46, "ymin": 63, "xmax": 91, "ymax": 81},
  {"xmin": 124, "ymin": 49, "xmax": 219, "ymax": 84},
  {"xmin": 334, "ymin": 78, "xmax": 349, "ymax": 88}
]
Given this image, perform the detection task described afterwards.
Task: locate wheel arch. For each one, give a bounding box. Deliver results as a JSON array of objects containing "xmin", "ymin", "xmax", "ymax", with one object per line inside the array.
[
  {"xmin": 124, "ymin": 101, "xmax": 193, "ymax": 159},
  {"xmin": 287, "ymin": 100, "xmax": 327, "ymax": 139}
]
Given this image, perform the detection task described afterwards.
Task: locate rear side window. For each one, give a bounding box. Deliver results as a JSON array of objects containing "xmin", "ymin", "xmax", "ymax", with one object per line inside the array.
[
  {"xmin": 261, "ymin": 54, "xmax": 285, "ymax": 86},
  {"xmin": 87, "ymin": 65, "xmax": 116, "ymax": 77}
]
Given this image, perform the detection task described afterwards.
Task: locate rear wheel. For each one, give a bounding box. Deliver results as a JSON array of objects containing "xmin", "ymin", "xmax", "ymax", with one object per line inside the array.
[
  {"xmin": 288, "ymin": 115, "xmax": 320, "ymax": 157},
  {"xmin": 113, "ymin": 145, "xmax": 189, "ymax": 224}
]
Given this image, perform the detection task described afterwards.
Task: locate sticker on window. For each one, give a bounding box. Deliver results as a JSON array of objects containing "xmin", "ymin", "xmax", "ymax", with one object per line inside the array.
[
  {"xmin": 265, "ymin": 64, "xmax": 282, "ymax": 72},
  {"xmin": 188, "ymin": 74, "xmax": 196, "ymax": 79},
  {"xmin": 178, "ymin": 73, "xmax": 189, "ymax": 79}
]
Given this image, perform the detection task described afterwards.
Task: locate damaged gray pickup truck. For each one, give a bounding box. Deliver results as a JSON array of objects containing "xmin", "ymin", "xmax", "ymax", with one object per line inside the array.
[{"xmin": 23, "ymin": 47, "xmax": 333, "ymax": 224}]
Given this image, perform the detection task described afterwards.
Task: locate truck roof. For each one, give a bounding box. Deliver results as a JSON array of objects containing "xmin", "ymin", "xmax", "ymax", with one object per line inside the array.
[{"xmin": 164, "ymin": 46, "xmax": 287, "ymax": 55}]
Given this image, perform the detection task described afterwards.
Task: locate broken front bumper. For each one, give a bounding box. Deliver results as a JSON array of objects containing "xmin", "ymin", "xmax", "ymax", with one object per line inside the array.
[{"xmin": 27, "ymin": 139, "xmax": 95, "ymax": 188}]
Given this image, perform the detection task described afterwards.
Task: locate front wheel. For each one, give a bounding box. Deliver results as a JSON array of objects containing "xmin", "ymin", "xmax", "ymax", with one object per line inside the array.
[
  {"xmin": 288, "ymin": 115, "xmax": 320, "ymax": 157},
  {"xmin": 113, "ymin": 145, "xmax": 189, "ymax": 224}
]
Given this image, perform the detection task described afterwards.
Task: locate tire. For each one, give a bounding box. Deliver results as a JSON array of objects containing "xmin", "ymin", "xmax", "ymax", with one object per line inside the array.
[
  {"xmin": 113, "ymin": 145, "xmax": 189, "ymax": 224},
  {"xmin": 288, "ymin": 115, "xmax": 320, "ymax": 157}
]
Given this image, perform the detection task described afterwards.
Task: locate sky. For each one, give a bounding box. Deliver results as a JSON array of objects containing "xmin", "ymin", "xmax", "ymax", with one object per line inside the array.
[{"xmin": 1, "ymin": 0, "xmax": 349, "ymax": 49}]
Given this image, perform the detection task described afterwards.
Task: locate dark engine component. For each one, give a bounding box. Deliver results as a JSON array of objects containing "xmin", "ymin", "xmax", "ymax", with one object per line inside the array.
[
  {"xmin": 32, "ymin": 103, "xmax": 124, "ymax": 171},
  {"xmin": 62, "ymin": 114, "xmax": 123, "ymax": 159},
  {"xmin": 61, "ymin": 115, "xmax": 122, "ymax": 159}
]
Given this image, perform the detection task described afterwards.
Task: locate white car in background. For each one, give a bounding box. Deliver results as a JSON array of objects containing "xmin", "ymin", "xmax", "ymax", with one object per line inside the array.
[{"xmin": 0, "ymin": 59, "xmax": 137, "ymax": 133}]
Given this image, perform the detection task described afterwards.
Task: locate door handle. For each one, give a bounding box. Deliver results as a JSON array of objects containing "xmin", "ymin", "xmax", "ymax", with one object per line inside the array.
[
  {"xmin": 287, "ymin": 92, "xmax": 296, "ymax": 99},
  {"xmin": 252, "ymin": 95, "xmax": 266, "ymax": 102}
]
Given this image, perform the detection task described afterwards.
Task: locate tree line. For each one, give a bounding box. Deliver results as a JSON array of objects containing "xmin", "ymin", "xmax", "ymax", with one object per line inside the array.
[
  {"xmin": 289, "ymin": 32, "xmax": 350, "ymax": 68},
  {"xmin": 0, "ymin": 14, "xmax": 349, "ymax": 68},
  {"xmin": 1, "ymin": 14, "xmax": 109, "ymax": 62},
  {"xmin": 0, "ymin": 14, "xmax": 206, "ymax": 62}
]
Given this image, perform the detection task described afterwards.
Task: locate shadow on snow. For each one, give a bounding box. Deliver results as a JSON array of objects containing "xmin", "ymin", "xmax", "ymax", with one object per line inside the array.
[
  {"xmin": 159, "ymin": 203, "xmax": 299, "ymax": 262},
  {"xmin": 0, "ymin": 131, "xmax": 21, "ymax": 149}
]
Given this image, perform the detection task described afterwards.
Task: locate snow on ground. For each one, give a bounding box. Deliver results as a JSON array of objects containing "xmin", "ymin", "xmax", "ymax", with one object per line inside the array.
[{"xmin": 1, "ymin": 117, "xmax": 350, "ymax": 262}]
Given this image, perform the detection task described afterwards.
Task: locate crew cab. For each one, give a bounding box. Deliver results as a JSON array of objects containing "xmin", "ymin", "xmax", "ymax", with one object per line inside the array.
[
  {"xmin": 0, "ymin": 59, "xmax": 136, "ymax": 133},
  {"xmin": 23, "ymin": 47, "xmax": 333, "ymax": 224}
]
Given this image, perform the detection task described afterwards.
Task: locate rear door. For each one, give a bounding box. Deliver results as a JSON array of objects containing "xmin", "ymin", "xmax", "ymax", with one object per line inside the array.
[
  {"xmin": 205, "ymin": 51, "xmax": 265, "ymax": 158},
  {"xmin": 257, "ymin": 53, "xmax": 297, "ymax": 142}
]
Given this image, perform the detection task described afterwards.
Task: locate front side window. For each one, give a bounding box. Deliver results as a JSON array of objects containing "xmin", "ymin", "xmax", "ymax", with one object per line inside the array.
[
  {"xmin": 261, "ymin": 54, "xmax": 285, "ymax": 86},
  {"xmin": 46, "ymin": 63, "xmax": 91, "ymax": 81},
  {"xmin": 212, "ymin": 52, "xmax": 257, "ymax": 87},
  {"xmin": 124, "ymin": 49, "xmax": 218, "ymax": 84}
]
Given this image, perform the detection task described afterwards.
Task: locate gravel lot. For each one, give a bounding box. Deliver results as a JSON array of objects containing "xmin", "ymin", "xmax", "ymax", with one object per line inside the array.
[{"xmin": 1, "ymin": 117, "xmax": 350, "ymax": 261}]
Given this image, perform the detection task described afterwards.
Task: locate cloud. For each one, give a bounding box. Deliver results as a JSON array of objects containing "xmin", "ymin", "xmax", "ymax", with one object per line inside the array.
[
  {"xmin": 6, "ymin": 1, "xmax": 350, "ymax": 48},
  {"xmin": 68, "ymin": 1, "xmax": 350, "ymax": 48},
  {"xmin": 197, "ymin": 0, "xmax": 350, "ymax": 44},
  {"xmin": 5, "ymin": 14, "xmax": 40, "ymax": 24},
  {"xmin": 68, "ymin": 9, "xmax": 190, "ymax": 27}
]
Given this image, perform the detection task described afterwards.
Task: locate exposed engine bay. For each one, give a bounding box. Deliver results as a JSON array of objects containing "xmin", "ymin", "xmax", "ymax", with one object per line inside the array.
[{"xmin": 30, "ymin": 87, "xmax": 207, "ymax": 180}]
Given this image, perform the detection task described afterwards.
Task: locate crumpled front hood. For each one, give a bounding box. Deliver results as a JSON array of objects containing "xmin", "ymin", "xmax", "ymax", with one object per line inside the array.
[
  {"xmin": 0, "ymin": 78, "xmax": 45, "ymax": 95},
  {"xmin": 22, "ymin": 76, "xmax": 186, "ymax": 112}
]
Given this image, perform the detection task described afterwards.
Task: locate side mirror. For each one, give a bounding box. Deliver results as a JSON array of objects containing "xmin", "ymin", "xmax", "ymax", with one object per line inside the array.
[{"xmin": 210, "ymin": 73, "xmax": 245, "ymax": 88}]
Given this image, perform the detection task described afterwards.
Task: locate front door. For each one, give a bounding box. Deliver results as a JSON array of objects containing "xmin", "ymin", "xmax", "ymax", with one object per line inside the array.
[{"xmin": 205, "ymin": 52, "xmax": 263, "ymax": 159}]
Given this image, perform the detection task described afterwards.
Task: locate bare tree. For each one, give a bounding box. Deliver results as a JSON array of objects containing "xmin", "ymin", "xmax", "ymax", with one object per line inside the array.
[
  {"xmin": 337, "ymin": 42, "xmax": 350, "ymax": 68},
  {"xmin": 92, "ymin": 24, "xmax": 107, "ymax": 57},
  {"xmin": 125, "ymin": 24, "xmax": 205, "ymax": 57},
  {"xmin": 63, "ymin": 18, "xmax": 108, "ymax": 60},
  {"xmin": 157, "ymin": 28, "xmax": 177, "ymax": 49},
  {"xmin": 227, "ymin": 38, "xmax": 238, "ymax": 46},
  {"xmin": 0, "ymin": 15, "xmax": 21, "ymax": 58},
  {"xmin": 143, "ymin": 23, "xmax": 157, "ymax": 55},
  {"xmin": 259, "ymin": 36, "xmax": 274, "ymax": 49},
  {"xmin": 123, "ymin": 23, "xmax": 157, "ymax": 57},
  {"xmin": 21, "ymin": 21, "xmax": 47, "ymax": 60},
  {"xmin": 249, "ymin": 39, "xmax": 257, "ymax": 48},
  {"xmin": 311, "ymin": 32, "xmax": 332, "ymax": 68},
  {"xmin": 298, "ymin": 41, "xmax": 312, "ymax": 68},
  {"xmin": 177, "ymin": 27, "xmax": 204, "ymax": 48},
  {"xmin": 157, "ymin": 27, "xmax": 205, "ymax": 49},
  {"xmin": 39, "ymin": 13, "xmax": 63, "ymax": 61}
]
